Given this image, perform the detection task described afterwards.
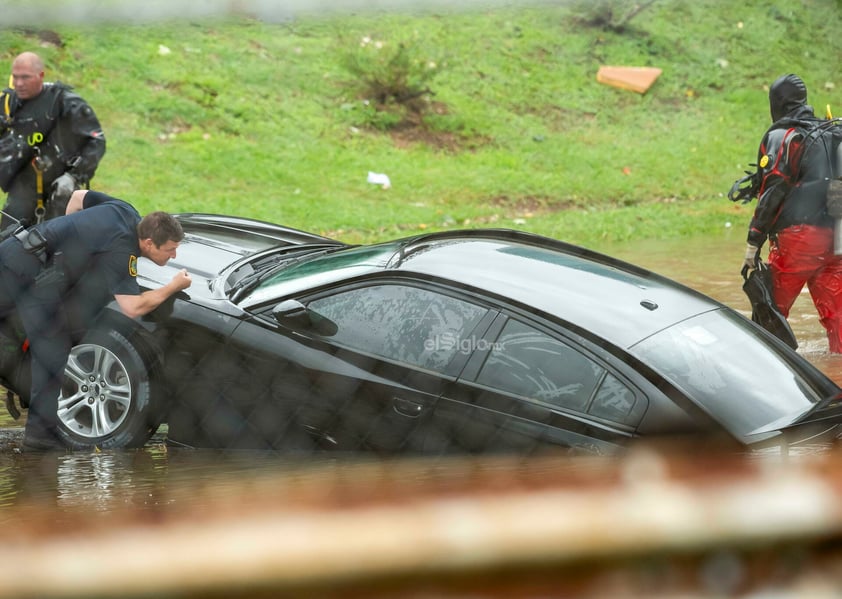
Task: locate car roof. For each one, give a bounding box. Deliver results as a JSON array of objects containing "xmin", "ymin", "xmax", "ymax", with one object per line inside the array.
[
  {"xmin": 387, "ymin": 230, "xmax": 720, "ymax": 348},
  {"xmin": 156, "ymin": 220, "xmax": 723, "ymax": 350}
]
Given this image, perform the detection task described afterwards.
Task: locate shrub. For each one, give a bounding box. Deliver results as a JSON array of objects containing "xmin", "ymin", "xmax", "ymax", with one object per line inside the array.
[
  {"xmin": 571, "ymin": 0, "xmax": 659, "ymax": 32},
  {"xmin": 338, "ymin": 32, "xmax": 446, "ymax": 130}
]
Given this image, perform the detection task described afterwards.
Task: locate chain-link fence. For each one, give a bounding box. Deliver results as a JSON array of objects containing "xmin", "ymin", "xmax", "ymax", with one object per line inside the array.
[{"xmin": 3, "ymin": 2, "xmax": 842, "ymax": 597}]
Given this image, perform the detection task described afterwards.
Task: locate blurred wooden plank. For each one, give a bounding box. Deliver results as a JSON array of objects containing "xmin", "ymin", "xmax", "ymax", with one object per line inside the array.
[{"xmin": 2, "ymin": 447, "xmax": 842, "ymax": 597}]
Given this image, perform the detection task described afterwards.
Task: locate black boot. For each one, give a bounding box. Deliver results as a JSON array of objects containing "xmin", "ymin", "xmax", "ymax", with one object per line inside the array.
[{"xmin": 22, "ymin": 423, "xmax": 66, "ymax": 451}]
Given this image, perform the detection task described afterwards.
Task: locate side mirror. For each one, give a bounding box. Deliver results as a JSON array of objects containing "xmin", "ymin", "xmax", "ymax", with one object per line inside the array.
[
  {"xmin": 272, "ymin": 299, "xmax": 337, "ymax": 336},
  {"xmin": 273, "ymin": 299, "xmax": 311, "ymax": 329}
]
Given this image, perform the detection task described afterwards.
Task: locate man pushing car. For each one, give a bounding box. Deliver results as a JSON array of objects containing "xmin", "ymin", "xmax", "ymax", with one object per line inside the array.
[{"xmin": 0, "ymin": 189, "xmax": 191, "ymax": 450}]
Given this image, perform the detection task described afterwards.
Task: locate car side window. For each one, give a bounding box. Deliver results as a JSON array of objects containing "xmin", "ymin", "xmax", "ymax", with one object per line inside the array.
[
  {"xmin": 476, "ymin": 319, "xmax": 638, "ymax": 424},
  {"xmin": 590, "ymin": 373, "xmax": 637, "ymax": 424},
  {"xmin": 306, "ymin": 284, "xmax": 488, "ymax": 373}
]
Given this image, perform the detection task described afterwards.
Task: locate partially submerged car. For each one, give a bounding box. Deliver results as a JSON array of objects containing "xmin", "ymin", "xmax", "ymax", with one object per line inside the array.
[{"xmin": 1, "ymin": 215, "xmax": 841, "ymax": 454}]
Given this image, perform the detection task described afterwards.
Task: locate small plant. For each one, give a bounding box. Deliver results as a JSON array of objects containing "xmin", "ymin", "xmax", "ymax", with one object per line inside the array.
[
  {"xmin": 338, "ymin": 32, "xmax": 446, "ymax": 130},
  {"xmin": 572, "ymin": 0, "xmax": 658, "ymax": 33}
]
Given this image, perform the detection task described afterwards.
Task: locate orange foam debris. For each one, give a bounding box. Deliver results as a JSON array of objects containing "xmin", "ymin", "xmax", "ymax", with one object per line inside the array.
[{"xmin": 596, "ymin": 66, "xmax": 662, "ymax": 94}]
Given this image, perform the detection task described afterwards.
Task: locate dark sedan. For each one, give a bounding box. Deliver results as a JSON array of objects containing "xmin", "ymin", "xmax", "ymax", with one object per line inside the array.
[{"xmin": 2, "ymin": 215, "xmax": 842, "ymax": 453}]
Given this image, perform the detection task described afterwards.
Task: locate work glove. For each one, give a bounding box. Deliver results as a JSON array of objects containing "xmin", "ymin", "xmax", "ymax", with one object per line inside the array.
[
  {"xmin": 50, "ymin": 172, "xmax": 77, "ymax": 204},
  {"xmin": 741, "ymin": 243, "xmax": 760, "ymax": 278}
]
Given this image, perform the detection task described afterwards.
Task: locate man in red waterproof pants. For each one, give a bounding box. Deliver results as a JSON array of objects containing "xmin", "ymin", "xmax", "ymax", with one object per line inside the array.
[{"xmin": 743, "ymin": 74, "xmax": 842, "ymax": 352}]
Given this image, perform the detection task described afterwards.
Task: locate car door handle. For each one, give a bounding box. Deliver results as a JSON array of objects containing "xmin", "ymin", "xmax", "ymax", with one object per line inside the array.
[{"xmin": 393, "ymin": 397, "xmax": 424, "ymax": 418}]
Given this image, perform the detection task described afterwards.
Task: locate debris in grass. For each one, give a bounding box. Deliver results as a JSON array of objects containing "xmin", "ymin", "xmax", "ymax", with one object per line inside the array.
[
  {"xmin": 597, "ymin": 66, "xmax": 662, "ymax": 94},
  {"xmin": 367, "ymin": 171, "xmax": 391, "ymax": 189}
]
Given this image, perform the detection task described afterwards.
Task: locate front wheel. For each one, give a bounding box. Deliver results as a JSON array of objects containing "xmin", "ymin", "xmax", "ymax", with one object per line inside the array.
[{"xmin": 55, "ymin": 328, "xmax": 164, "ymax": 450}]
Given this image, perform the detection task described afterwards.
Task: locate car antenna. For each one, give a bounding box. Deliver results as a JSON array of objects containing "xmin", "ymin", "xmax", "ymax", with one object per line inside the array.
[{"xmin": 0, "ymin": 210, "xmax": 26, "ymax": 241}]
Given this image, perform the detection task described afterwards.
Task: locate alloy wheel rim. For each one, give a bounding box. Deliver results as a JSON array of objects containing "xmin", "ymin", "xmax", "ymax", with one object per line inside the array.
[{"xmin": 57, "ymin": 343, "xmax": 132, "ymax": 439}]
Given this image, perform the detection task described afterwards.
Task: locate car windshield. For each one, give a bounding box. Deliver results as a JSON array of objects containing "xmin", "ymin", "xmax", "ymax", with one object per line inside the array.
[
  {"xmin": 630, "ymin": 309, "xmax": 827, "ymax": 442},
  {"xmin": 239, "ymin": 243, "xmax": 399, "ymax": 308},
  {"xmin": 225, "ymin": 245, "xmax": 340, "ymax": 302}
]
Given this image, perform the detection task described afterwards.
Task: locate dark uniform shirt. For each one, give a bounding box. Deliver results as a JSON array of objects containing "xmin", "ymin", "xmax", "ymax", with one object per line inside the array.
[
  {"xmin": 40, "ymin": 191, "xmax": 141, "ymax": 294},
  {"xmin": 37, "ymin": 191, "xmax": 141, "ymax": 330}
]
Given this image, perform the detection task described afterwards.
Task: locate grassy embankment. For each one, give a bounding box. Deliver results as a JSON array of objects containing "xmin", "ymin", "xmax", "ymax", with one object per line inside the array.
[{"xmin": 2, "ymin": 0, "xmax": 842, "ymax": 249}]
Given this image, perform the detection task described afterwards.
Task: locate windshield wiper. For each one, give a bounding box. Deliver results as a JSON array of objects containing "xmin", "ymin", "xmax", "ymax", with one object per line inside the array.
[
  {"xmin": 809, "ymin": 391, "xmax": 842, "ymax": 413},
  {"xmin": 228, "ymin": 247, "xmax": 335, "ymax": 303}
]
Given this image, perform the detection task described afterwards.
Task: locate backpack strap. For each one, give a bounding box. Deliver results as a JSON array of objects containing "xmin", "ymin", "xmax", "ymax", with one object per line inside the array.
[
  {"xmin": 2, "ymin": 74, "xmax": 13, "ymax": 125},
  {"xmin": 787, "ymin": 118, "xmax": 842, "ymax": 182},
  {"xmin": 1, "ymin": 91, "xmax": 10, "ymax": 126}
]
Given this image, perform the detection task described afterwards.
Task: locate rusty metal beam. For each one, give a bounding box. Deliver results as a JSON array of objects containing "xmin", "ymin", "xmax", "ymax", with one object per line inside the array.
[{"xmin": 2, "ymin": 446, "xmax": 842, "ymax": 597}]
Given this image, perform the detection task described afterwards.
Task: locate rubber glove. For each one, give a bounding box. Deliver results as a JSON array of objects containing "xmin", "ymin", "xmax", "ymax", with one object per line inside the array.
[
  {"xmin": 50, "ymin": 172, "xmax": 77, "ymax": 203},
  {"xmin": 743, "ymin": 243, "xmax": 759, "ymax": 273}
]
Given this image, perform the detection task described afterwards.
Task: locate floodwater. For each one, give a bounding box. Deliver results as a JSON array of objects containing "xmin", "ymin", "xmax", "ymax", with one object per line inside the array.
[{"xmin": 1, "ymin": 232, "xmax": 842, "ymax": 524}]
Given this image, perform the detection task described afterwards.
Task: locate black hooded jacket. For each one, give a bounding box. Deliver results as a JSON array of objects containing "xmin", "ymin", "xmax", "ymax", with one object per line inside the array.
[{"xmin": 747, "ymin": 76, "xmax": 836, "ymax": 247}]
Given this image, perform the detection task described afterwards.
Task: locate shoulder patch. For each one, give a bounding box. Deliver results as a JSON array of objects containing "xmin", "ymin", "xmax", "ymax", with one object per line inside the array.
[{"xmin": 128, "ymin": 255, "xmax": 138, "ymax": 277}]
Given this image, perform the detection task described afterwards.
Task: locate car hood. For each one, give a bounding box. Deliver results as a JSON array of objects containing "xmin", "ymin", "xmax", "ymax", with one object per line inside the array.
[{"xmin": 136, "ymin": 213, "xmax": 342, "ymax": 300}]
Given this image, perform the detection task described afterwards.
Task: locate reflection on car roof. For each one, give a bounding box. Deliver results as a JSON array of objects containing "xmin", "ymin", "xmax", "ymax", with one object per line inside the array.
[{"xmin": 394, "ymin": 236, "xmax": 718, "ymax": 348}]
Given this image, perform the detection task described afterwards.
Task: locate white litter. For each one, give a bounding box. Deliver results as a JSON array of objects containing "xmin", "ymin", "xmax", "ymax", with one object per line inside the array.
[{"xmin": 367, "ymin": 171, "xmax": 391, "ymax": 189}]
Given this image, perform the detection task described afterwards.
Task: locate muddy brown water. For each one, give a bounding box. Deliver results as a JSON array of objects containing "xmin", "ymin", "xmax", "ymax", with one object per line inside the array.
[{"xmin": 2, "ymin": 232, "xmax": 841, "ymax": 519}]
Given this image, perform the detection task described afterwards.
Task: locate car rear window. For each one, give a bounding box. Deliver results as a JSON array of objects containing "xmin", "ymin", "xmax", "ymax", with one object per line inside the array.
[{"xmin": 630, "ymin": 309, "xmax": 826, "ymax": 441}]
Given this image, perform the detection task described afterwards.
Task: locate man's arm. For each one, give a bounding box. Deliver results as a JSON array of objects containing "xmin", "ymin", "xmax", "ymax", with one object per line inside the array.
[
  {"xmin": 114, "ymin": 269, "xmax": 192, "ymax": 319},
  {"xmin": 747, "ymin": 181, "xmax": 788, "ymax": 247},
  {"xmin": 65, "ymin": 188, "xmax": 87, "ymax": 215},
  {"xmin": 65, "ymin": 188, "xmax": 121, "ymax": 215},
  {"xmin": 745, "ymin": 129, "xmax": 799, "ymax": 247},
  {"xmin": 63, "ymin": 92, "xmax": 106, "ymax": 186}
]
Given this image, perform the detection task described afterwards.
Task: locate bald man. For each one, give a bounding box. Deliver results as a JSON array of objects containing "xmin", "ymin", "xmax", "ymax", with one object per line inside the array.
[{"xmin": 0, "ymin": 52, "xmax": 106, "ymax": 228}]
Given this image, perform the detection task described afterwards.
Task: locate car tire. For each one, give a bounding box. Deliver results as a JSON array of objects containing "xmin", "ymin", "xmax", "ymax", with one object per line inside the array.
[{"xmin": 55, "ymin": 327, "xmax": 164, "ymax": 450}]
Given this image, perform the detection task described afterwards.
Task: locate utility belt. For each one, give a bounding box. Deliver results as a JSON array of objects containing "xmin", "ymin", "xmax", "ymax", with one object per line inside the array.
[{"xmin": 13, "ymin": 227, "xmax": 64, "ymax": 288}]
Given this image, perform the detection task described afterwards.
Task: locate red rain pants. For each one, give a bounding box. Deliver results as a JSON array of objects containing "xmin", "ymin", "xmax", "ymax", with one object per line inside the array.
[{"xmin": 768, "ymin": 225, "xmax": 842, "ymax": 353}]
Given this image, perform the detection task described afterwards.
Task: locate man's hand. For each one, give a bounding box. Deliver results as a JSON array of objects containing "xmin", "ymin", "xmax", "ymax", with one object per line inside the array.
[
  {"xmin": 171, "ymin": 268, "xmax": 192, "ymax": 292},
  {"xmin": 50, "ymin": 172, "xmax": 76, "ymax": 203},
  {"xmin": 743, "ymin": 243, "xmax": 760, "ymax": 274}
]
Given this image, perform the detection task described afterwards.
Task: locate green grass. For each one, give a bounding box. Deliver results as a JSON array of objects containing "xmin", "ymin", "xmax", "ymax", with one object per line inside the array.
[{"xmin": 2, "ymin": 0, "xmax": 841, "ymax": 248}]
